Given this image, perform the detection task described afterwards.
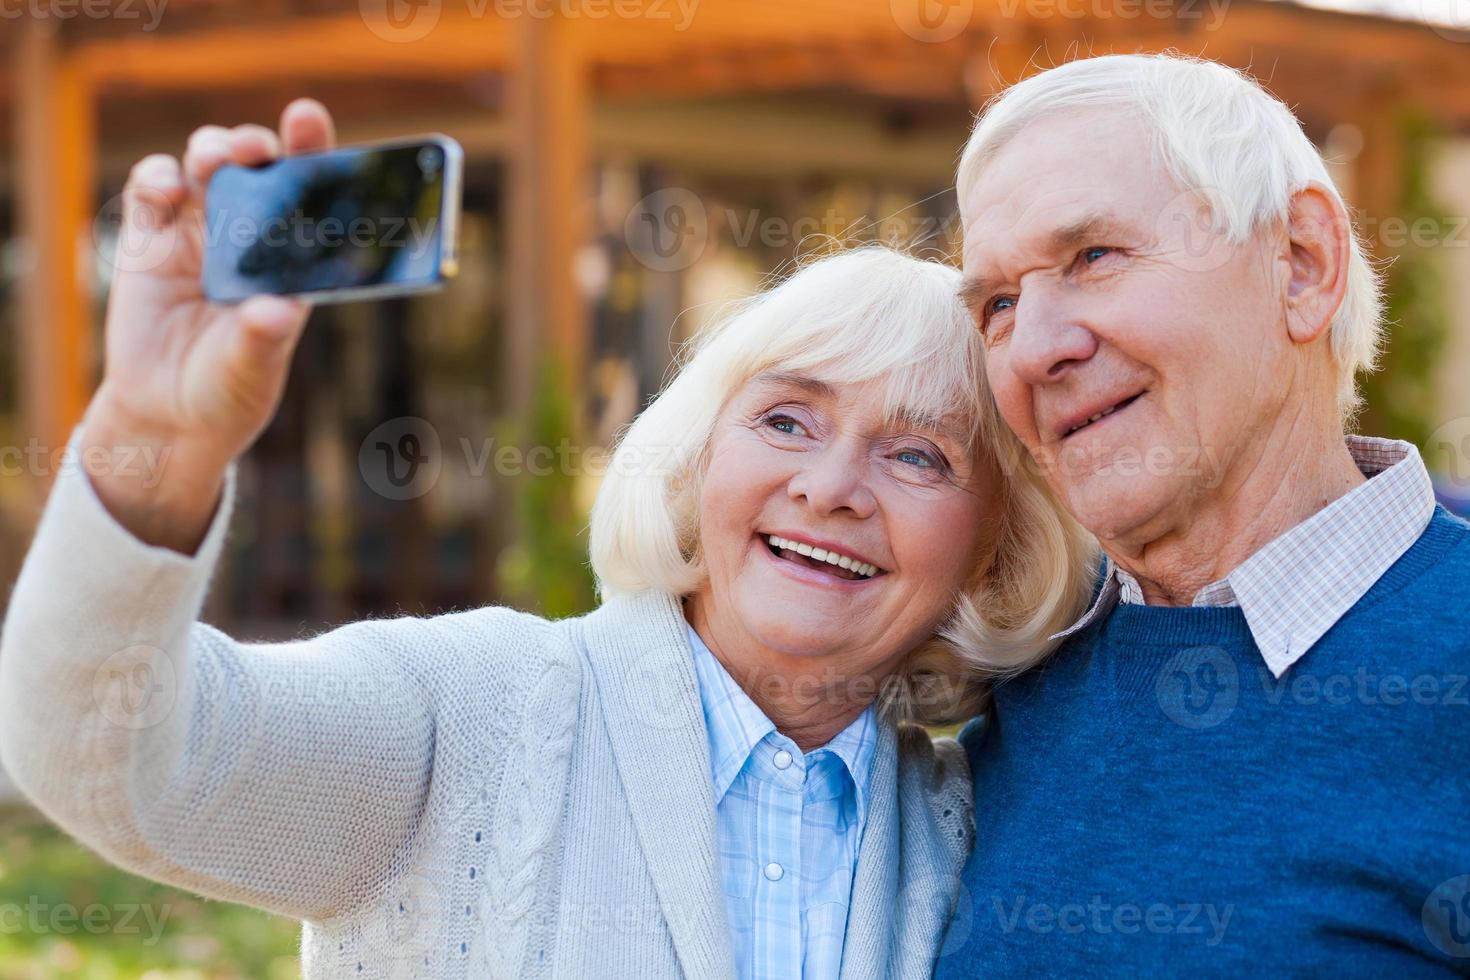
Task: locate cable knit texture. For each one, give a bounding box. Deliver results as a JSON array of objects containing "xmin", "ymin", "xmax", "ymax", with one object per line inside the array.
[{"xmin": 0, "ymin": 424, "xmax": 975, "ymax": 980}]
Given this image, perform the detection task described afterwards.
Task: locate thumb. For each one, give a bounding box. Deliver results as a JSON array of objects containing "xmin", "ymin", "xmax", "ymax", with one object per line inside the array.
[{"xmin": 229, "ymin": 294, "xmax": 311, "ymax": 391}]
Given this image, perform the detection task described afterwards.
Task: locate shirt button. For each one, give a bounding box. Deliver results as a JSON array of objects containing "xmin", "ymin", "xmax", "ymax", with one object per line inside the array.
[
  {"xmin": 763, "ymin": 862, "xmax": 784, "ymax": 882},
  {"xmin": 772, "ymin": 750, "xmax": 793, "ymax": 770}
]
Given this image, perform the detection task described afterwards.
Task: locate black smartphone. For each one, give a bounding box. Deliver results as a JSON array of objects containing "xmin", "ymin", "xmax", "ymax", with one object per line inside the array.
[{"xmin": 201, "ymin": 135, "xmax": 463, "ymax": 305}]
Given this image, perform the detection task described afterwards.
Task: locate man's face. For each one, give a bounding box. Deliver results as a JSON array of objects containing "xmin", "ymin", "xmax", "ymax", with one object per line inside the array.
[{"xmin": 959, "ymin": 110, "xmax": 1295, "ymax": 543}]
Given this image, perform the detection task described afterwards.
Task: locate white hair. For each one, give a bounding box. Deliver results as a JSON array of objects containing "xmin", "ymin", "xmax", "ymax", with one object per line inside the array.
[
  {"xmin": 589, "ymin": 245, "xmax": 1097, "ymax": 726},
  {"xmin": 956, "ymin": 53, "xmax": 1384, "ymax": 417}
]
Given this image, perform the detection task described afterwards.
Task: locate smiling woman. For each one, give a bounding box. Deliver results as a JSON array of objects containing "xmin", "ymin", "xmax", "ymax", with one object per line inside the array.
[
  {"xmin": 593, "ymin": 246, "xmax": 1097, "ymax": 728},
  {"xmin": 0, "ymin": 109, "xmax": 1094, "ymax": 980}
]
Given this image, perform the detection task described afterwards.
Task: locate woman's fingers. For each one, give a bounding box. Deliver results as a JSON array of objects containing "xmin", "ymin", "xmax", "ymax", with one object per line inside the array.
[
  {"xmin": 122, "ymin": 153, "xmax": 186, "ymax": 224},
  {"xmin": 182, "ymin": 124, "xmax": 234, "ymax": 199},
  {"xmin": 225, "ymin": 124, "xmax": 283, "ymax": 166},
  {"xmin": 279, "ymin": 98, "xmax": 335, "ymax": 155}
]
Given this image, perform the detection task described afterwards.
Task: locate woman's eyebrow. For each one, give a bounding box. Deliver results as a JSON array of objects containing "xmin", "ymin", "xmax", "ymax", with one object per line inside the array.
[
  {"xmin": 750, "ymin": 371, "xmax": 836, "ymax": 398},
  {"xmin": 887, "ymin": 406, "xmax": 967, "ymax": 446}
]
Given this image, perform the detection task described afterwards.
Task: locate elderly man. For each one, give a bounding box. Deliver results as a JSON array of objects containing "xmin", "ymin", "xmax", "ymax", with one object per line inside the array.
[{"xmin": 936, "ymin": 54, "xmax": 1470, "ymax": 974}]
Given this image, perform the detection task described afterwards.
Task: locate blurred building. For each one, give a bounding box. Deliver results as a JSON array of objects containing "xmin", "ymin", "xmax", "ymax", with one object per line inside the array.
[{"xmin": 1, "ymin": 0, "xmax": 1469, "ymax": 652}]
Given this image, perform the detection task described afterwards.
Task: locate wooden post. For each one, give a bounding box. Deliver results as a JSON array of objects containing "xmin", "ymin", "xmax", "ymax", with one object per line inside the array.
[
  {"xmin": 14, "ymin": 21, "xmax": 96, "ymax": 496},
  {"xmin": 505, "ymin": 13, "xmax": 589, "ymax": 421}
]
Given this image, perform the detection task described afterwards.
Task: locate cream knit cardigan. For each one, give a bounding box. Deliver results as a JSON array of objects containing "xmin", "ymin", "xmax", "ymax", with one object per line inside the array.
[{"xmin": 0, "ymin": 426, "xmax": 975, "ymax": 979}]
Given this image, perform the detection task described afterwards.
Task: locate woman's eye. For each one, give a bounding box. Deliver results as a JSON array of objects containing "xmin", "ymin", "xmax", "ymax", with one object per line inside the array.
[
  {"xmin": 766, "ymin": 414, "xmax": 807, "ymax": 436},
  {"xmin": 895, "ymin": 447, "xmax": 940, "ymax": 469},
  {"xmin": 1082, "ymin": 246, "xmax": 1114, "ymax": 264},
  {"xmin": 987, "ymin": 295, "xmax": 1016, "ymax": 317}
]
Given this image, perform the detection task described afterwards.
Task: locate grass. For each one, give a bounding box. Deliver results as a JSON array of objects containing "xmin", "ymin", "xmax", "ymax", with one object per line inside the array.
[{"xmin": 0, "ymin": 805, "xmax": 301, "ymax": 979}]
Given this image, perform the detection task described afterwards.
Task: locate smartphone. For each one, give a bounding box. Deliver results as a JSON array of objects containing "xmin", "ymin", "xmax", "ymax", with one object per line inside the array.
[{"xmin": 202, "ymin": 135, "xmax": 463, "ymax": 305}]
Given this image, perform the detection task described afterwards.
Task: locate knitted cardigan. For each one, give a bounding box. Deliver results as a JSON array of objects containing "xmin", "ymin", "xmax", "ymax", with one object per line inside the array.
[{"xmin": 0, "ymin": 429, "xmax": 974, "ymax": 979}]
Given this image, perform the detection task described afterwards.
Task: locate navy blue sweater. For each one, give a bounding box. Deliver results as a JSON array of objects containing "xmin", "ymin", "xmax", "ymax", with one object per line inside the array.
[{"xmin": 935, "ymin": 509, "xmax": 1470, "ymax": 977}]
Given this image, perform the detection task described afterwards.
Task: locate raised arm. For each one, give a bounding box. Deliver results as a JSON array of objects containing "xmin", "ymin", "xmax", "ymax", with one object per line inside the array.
[{"xmin": 0, "ymin": 101, "xmax": 437, "ymax": 922}]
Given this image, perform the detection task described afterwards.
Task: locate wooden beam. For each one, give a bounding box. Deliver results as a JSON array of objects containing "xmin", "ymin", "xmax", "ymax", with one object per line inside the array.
[
  {"xmin": 69, "ymin": 11, "xmax": 511, "ymax": 89},
  {"xmin": 505, "ymin": 12, "xmax": 589, "ymax": 416},
  {"xmin": 14, "ymin": 22, "xmax": 95, "ymax": 495}
]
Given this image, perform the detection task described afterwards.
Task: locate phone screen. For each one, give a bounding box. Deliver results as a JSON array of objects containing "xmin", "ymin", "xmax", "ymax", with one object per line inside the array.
[{"xmin": 202, "ymin": 140, "xmax": 454, "ymax": 303}]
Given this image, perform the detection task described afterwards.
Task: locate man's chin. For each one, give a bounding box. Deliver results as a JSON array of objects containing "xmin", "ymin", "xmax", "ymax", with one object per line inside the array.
[{"xmin": 1062, "ymin": 474, "xmax": 1180, "ymax": 544}]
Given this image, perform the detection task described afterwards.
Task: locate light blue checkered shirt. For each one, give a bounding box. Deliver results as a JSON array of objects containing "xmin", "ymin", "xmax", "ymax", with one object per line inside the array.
[{"xmin": 686, "ymin": 623, "xmax": 878, "ymax": 980}]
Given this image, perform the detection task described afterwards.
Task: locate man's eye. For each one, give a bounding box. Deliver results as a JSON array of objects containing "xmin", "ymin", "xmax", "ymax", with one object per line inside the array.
[
  {"xmin": 1082, "ymin": 246, "xmax": 1114, "ymax": 264},
  {"xmin": 987, "ymin": 295, "xmax": 1017, "ymax": 317}
]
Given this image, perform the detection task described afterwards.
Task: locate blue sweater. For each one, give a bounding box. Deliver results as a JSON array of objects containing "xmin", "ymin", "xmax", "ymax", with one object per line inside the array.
[{"xmin": 936, "ymin": 508, "xmax": 1470, "ymax": 977}]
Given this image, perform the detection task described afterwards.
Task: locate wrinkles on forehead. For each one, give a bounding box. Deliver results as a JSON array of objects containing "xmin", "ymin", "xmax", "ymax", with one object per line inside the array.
[{"xmin": 960, "ymin": 209, "xmax": 1142, "ymax": 315}]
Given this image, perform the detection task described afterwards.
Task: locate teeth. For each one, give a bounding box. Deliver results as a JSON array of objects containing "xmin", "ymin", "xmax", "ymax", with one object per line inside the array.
[
  {"xmin": 1069, "ymin": 402, "xmax": 1121, "ymax": 436},
  {"xmin": 765, "ymin": 535, "xmax": 880, "ymax": 578}
]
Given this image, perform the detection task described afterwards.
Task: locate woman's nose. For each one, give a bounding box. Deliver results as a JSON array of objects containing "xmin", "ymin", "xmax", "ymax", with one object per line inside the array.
[{"xmin": 786, "ymin": 441, "xmax": 877, "ymax": 518}]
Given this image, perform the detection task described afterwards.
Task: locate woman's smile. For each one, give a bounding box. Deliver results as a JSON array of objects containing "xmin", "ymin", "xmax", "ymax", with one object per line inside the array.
[{"xmin": 755, "ymin": 531, "xmax": 888, "ymax": 590}]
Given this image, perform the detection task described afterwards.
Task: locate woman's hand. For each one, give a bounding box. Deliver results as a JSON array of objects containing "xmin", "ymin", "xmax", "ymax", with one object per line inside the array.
[{"xmin": 83, "ymin": 98, "xmax": 336, "ymax": 553}]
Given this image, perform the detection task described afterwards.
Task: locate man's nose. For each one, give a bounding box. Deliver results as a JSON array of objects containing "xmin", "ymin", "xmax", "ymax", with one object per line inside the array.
[
  {"xmin": 1008, "ymin": 281, "xmax": 1100, "ymax": 386},
  {"xmin": 787, "ymin": 440, "xmax": 878, "ymax": 519}
]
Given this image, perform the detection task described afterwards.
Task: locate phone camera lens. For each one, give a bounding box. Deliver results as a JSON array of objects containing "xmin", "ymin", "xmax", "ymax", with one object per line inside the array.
[{"xmin": 417, "ymin": 147, "xmax": 442, "ymax": 174}]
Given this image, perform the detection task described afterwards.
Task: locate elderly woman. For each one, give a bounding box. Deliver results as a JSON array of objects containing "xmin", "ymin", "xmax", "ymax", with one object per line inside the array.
[{"xmin": 0, "ymin": 100, "xmax": 1093, "ymax": 979}]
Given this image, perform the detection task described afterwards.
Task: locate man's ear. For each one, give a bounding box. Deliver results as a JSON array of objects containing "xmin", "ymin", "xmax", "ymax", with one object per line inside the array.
[{"xmin": 1283, "ymin": 184, "xmax": 1350, "ymax": 346}]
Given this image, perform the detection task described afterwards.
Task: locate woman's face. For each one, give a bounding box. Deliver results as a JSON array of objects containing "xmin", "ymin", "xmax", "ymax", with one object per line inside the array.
[{"xmin": 693, "ymin": 370, "xmax": 997, "ymax": 683}]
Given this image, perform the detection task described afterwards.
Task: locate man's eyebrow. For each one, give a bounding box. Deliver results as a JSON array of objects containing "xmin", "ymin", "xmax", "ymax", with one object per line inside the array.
[{"xmin": 959, "ymin": 210, "xmax": 1131, "ymax": 313}]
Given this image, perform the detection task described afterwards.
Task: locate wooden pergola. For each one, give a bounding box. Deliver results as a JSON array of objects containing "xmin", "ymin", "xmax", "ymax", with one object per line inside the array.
[{"xmin": 5, "ymin": 0, "xmax": 1469, "ymax": 506}]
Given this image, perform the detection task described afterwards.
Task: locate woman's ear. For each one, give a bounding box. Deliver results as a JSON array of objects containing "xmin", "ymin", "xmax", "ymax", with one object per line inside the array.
[{"xmin": 1283, "ymin": 184, "xmax": 1351, "ymax": 346}]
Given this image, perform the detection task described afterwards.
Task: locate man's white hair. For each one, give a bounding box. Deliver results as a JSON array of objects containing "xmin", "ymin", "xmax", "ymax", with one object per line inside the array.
[
  {"xmin": 956, "ymin": 52, "xmax": 1384, "ymax": 417},
  {"xmin": 589, "ymin": 246, "xmax": 1096, "ymax": 726}
]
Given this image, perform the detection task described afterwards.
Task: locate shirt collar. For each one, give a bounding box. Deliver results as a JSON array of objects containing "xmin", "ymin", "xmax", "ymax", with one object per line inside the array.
[
  {"xmin": 685, "ymin": 621, "xmax": 877, "ymax": 809},
  {"xmin": 1051, "ymin": 436, "xmax": 1437, "ymax": 676}
]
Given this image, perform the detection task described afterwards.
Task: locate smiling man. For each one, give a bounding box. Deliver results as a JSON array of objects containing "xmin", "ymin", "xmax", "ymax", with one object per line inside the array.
[{"xmin": 936, "ymin": 54, "xmax": 1470, "ymax": 975}]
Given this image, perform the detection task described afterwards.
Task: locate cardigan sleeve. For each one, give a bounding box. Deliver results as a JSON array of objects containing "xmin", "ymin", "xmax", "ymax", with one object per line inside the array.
[{"xmin": 0, "ymin": 422, "xmax": 439, "ymax": 923}]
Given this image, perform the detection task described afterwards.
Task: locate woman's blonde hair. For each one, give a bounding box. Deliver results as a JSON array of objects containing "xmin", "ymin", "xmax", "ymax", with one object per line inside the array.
[{"xmin": 589, "ymin": 245, "xmax": 1098, "ymax": 725}]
